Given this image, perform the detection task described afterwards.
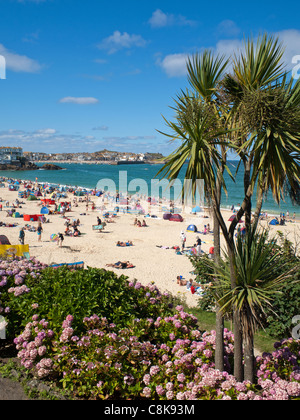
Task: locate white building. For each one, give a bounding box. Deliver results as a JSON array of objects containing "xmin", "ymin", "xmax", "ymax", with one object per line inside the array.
[{"xmin": 0, "ymin": 147, "xmax": 23, "ymax": 164}]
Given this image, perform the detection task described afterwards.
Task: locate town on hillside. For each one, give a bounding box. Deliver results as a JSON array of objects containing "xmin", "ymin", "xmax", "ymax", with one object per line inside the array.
[
  {"xmin": 23, "ymin": 149, "xmax": 165, "ymax": 164},
  {"xmin": 0, "ymin": 147, "xmax": 165, "ymax": 166}
]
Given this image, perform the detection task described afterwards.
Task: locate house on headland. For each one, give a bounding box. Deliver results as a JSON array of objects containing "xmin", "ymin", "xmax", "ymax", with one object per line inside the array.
[{"xmin": 0, "ymin": 147, "xmax": 23, "ymax": 165}]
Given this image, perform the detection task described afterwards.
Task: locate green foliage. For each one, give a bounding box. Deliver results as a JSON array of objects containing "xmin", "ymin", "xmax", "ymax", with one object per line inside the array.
[
  {"xmin": 8, "ymin": 267, "xmax": 177, "ymax": 337},
  {"xmin": 189, "ymin": 254, "xmax": 215, "ymax": 311},
  {"xmin": 263, "ymin": 234, "xmax": 300, "ymax": 339}
]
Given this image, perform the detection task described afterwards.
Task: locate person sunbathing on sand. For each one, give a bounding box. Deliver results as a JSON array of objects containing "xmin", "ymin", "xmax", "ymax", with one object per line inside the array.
[
  {"xmin": 177, "ymin": 276, "xmax": 187, "ymax": 286},
  {"xmin": 116, "ymin": 241, "xmax": 133, "ymax": 247},
  {"xmin": 106, "ymin": 261, "xmax": 134, "ymax": 269}
]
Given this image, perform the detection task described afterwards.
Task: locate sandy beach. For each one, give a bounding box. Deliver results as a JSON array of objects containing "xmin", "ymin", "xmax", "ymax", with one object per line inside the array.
[{"xmin": 0, "ymin": 180, "xmax": 299, "ymax": 308}]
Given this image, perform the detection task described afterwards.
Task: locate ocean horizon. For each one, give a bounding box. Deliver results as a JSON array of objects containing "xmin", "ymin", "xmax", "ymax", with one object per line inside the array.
[{"xmin": 0, "ymin": 161, "xmax": 299, "ymax": 218}]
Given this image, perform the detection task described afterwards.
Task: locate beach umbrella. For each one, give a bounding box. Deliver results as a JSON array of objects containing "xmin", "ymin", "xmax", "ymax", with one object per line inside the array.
[
  {"xmin": 192, "ymin": 206, "xmax": 201, "ymax": 213},
  {"xmin": 50, "ymin": 234, "xmax": 59, "ymax": 242}
]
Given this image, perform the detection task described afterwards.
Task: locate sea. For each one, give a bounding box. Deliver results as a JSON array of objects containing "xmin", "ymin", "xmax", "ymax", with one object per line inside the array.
[{"xmin": 0, "ymin": 161, "xmax": 299, "ymax": 217}]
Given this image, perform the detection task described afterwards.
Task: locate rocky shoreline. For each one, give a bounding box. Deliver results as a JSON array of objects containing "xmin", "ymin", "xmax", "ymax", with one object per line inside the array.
[{"xmin": 0, "ymin": 162, "xmax": 63, "ymax": 171}]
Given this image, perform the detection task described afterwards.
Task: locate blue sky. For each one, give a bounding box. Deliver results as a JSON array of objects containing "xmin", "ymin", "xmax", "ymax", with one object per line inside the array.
[{"xmin": 0, "ymin": 0, "xmax": 299, "ymax": 156}]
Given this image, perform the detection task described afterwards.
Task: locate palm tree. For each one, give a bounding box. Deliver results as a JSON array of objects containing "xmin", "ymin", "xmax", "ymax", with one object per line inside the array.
[
  {"xmin": 156, "ymin": 51, "xmax": 230, "ymax": 372},
  {"xmin": 207, "ymin": 228, "xmax": 297, "ymax": 382},
  {"xmin": 216, "ymin": 34, "xmax": 300, "ymax": 380},
  {"xmin": 157, "ymin": 33, "xmax": 300, "ymax": 382}
]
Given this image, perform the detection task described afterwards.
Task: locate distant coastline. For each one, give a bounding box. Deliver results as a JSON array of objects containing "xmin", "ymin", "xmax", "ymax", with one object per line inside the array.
[{"xmin": 35, "ymin": 160, "xmax": 164, "ymax": 166}]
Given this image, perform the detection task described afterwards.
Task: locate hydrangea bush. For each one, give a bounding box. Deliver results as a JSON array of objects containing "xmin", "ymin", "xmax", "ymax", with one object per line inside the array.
[
  {"xmin": 13, "ymin": 309, "xmax": 300, "ymax": 400},
  {"xmin": 0, "ymin": 257, "xmax": 47, "ymax": 338}
]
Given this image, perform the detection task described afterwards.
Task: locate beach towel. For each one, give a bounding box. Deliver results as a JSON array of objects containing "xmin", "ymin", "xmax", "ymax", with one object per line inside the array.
[
  {"xmin": 0, "ymin": 244, "xmax": 29, "ymax": 257},
  {"xmin": 50, "ymin": 261, "xmax": 84, "ymax": 270}
]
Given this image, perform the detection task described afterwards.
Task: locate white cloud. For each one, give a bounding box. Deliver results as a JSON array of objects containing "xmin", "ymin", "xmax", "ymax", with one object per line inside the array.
[
  {"xmin": 0, "ymin": 44, "xmax": 42, "ymax": 73},
  {"xmin": 215, "ymin": 30, "xmax": 300, "ymax": 71},
  {"xmin": 149, "ymin": 9, "xmax": 195, "ymax": 28},
  {"xmin": 92, "ymin": 126, "xmax": 109, "ymax": 131},
  {"xmin": 275, "ymin": 29, "xmax": 300, "ymax": 70},
  {"xmin": 59, "ymin": 97, "xmax": 99, "ymax": 105},
  {"xmin": 103, "ymin": 135, "xmax": 156, "ymax": 142},
  {"xmin": 35, "ymin": 128, "xmax": 57, "ymax": 135},
  {"xmin": 97, "ymin": 31, "xmax": 147, "ymax": 54},
  {"xmin": 157, "ymin": 53, "xmax": 190, "ymax": 77},
  {"xmin": 217, "ymin": 20, "xmax": 241, "ymax": 37},
  {"xmin": 0, "ymin": 128, "xmax": 101, "ymax": 152},
  {"xmin": 0, "ymin": 128, "xmax": 158, "ymax": 154},
  {"xmin": 158, "ymin": 30, "xmax": 300, "ymax": 78}
]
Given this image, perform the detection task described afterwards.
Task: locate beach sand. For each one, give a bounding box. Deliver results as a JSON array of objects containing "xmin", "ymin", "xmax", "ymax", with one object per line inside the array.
[{"xmin": 0, "ymin": 183, "xmax": 299, "ymax": 308}]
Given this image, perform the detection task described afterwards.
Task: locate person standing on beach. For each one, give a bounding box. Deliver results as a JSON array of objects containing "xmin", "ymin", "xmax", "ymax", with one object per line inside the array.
[
  {"xmin": 58, "ymin": 232, "xmax": 64, "ymax": 248},
  {"xmin": 19, "ymin": 228, "xmax": 25, "ymax": 245},
  {"xmin": 180, "ymin": 231, "xmax": 186, "ymax": 252},
  {"xmin": 195, "ymin": 236, "xmax": 201, "ymax": 256},
  {"xmin": 37, "ymin": 222, "xmax": 43, "ymax": 242}
]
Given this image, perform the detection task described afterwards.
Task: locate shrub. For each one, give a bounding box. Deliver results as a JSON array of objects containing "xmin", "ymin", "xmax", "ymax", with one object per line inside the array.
[
  {"xmin": 263, "ymin": 235, "xmax": 300, "ymax": 339},
  {"xmin": 8, "ymin": 266, "xmax": 178, "ymax": 337},
  {"xmin": 0, "ymin": 257, "xmax": 47, "ymax": 338},
  {"xmin": 188, "ymin": 254, "xmax": 215, "ymax": 311}
]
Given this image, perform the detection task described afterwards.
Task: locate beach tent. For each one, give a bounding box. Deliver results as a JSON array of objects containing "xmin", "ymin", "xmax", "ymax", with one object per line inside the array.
[
  {"xmin": 228, "ymin": 214, "xmax": 243, "ymax": 223},
  {"xmin": 75, "ymin": 191, "xmax": 85, "ymax": 197},
  {"xmin": 170, "ymin": 214, "xmax": 184, "ymax": 222},
  {"xmin": 269, "ymin": 219, "xmax": 279, "ymax": 225},
  {"xmin": 23, "ymin": 214, "xmax": 42, "ymax": 222},
  {"xmin": 0, "ymin": 235, "xmax": 10, "ymax": 245},
  {"xmin": 40, "ymin": 206, "xmax": 50, "ymax": 215},
  {"xmin": 163, "ymin": 213, "xmax": 172, "ymax": 220},
  {"xmin": 9, "ymin": 185, "xmax": 19, "ymax": 191},
  {"xmin": 187, "ymin": 224, "xmax": 198, "ymax": 232},
  {"xmin": 27, "ymin": 195, "xmax": 38, "ymax": 201}
]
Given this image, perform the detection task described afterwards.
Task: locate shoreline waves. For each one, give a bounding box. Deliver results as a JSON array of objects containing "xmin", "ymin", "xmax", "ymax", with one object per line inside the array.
[{"xmin": 0, "ymin": 161, "xmax": 298, "ymax": 218}]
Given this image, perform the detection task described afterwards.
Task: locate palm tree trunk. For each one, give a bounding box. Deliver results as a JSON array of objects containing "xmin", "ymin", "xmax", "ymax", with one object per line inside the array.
[
  {"xmin": 243, "ymin": 158, "xmax": 252, "ymax": 231},
  {"xmin": 213, "ymin": 211, "xmax": 225, "ymax": 372},
  {"xmin": 253, "ymin": 187, "xmax": 264, "ymax": 231},
  {"xmin": 244, "ymin": 333, "xmax": 255, "ymax": 383},
  {"xmin": 227, "ymin": 242, "xmax": 244, "ymax": 381},
  {"xmin": 212, "ymin": 164, "xmax": 225, "ymax": 373}
]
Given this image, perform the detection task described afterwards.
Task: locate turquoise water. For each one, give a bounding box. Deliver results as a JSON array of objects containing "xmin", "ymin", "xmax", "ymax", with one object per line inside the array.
[{"xmin": 0, "ymin": 161, "xmax": 298, "ymax": 217}]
